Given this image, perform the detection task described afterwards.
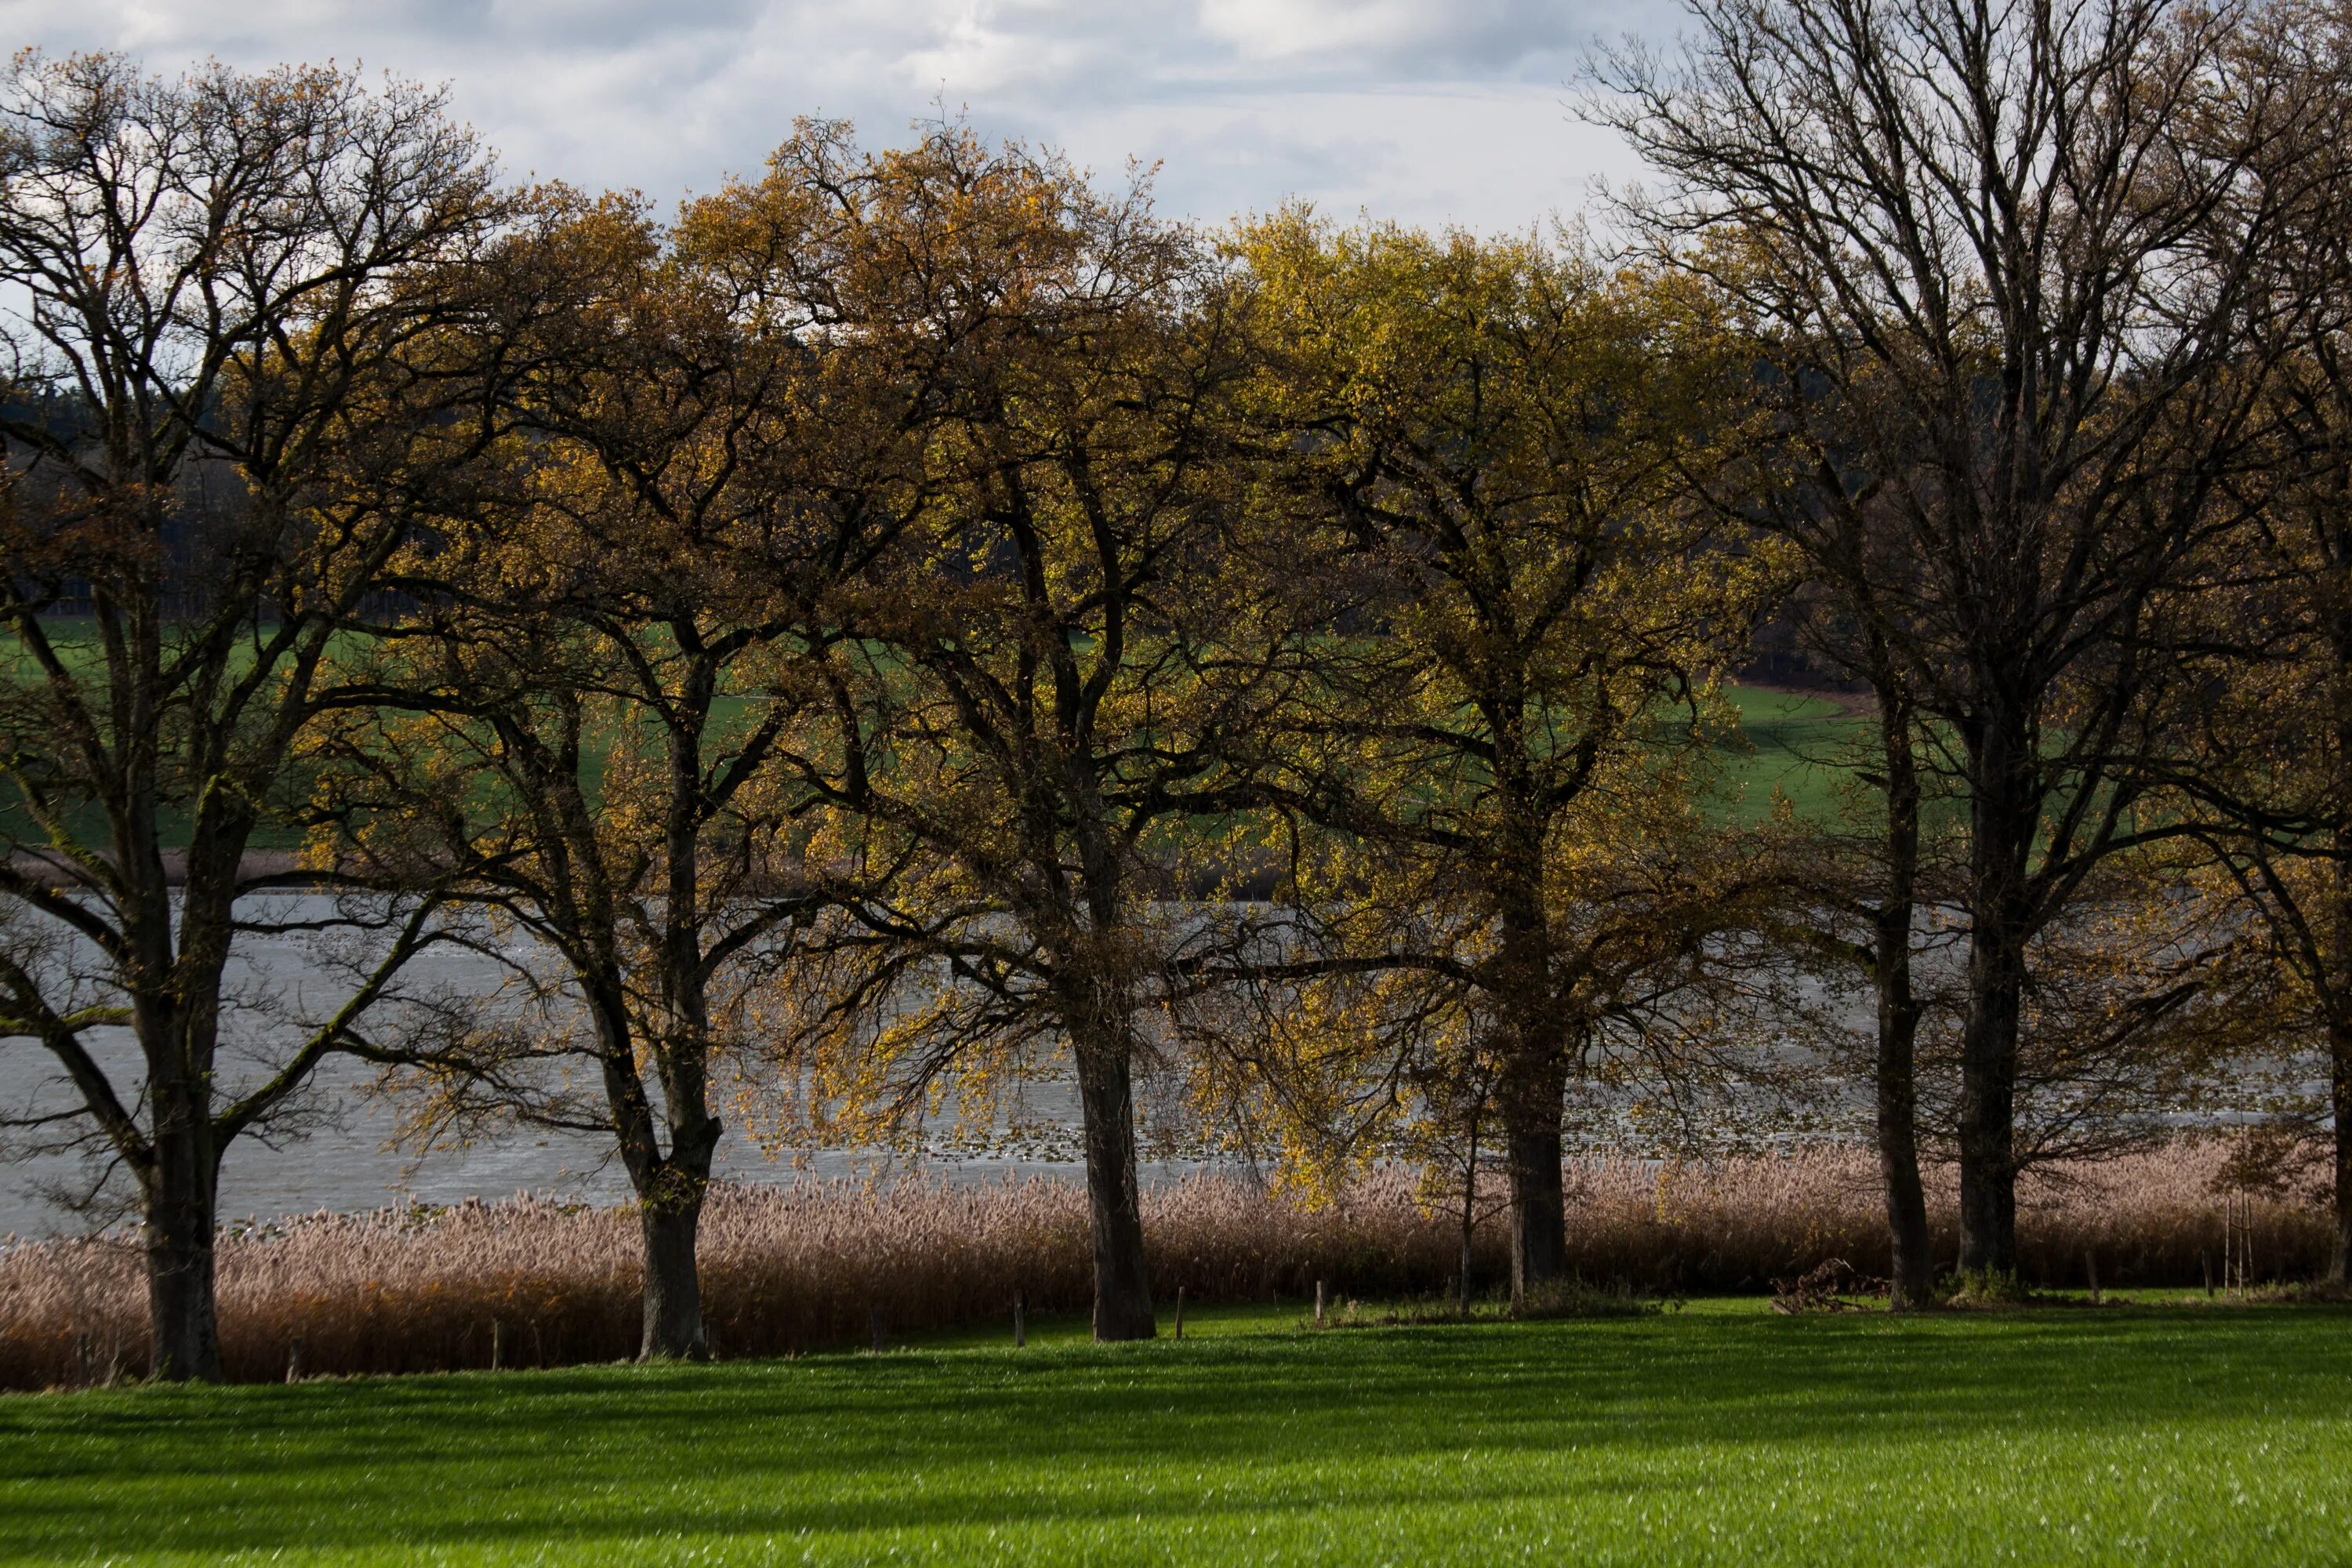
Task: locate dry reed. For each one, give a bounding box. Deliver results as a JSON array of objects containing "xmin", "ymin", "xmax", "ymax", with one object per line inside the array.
[{"xmin": 0, "ymin": 1140, "xmax": 2329, "ymax": 1389}]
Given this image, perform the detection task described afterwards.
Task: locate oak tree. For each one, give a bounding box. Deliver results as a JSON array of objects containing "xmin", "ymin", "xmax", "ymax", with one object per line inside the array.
[
  {"xmin": 1595, "ymin": 0, "xmax": 2321, "ymax": 1274},
  {"xmin": 771, "ymin": 130, "xmax": 1278, "ymax": 1341},
  {"xmin": 0, "ymin": 53, "xmax": 511, "ymax": 1378},
  {"xmin": 1226, "ymin": 217, "xmax": 1775, "ymax": 1299}
]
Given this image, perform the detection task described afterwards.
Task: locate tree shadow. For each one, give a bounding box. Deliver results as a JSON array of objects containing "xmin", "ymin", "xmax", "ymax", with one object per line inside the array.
[{"xmin": 2, "ymin": 1307, "xmax": 2345, "ymax": 1559}]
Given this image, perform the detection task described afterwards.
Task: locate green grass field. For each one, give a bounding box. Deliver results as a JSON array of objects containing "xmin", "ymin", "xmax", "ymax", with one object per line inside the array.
[
  {"xmin": 2, "ymin": 659, "xmax": 1867, "ymax": 857},
  {"xmin": 1718, "ymin": 684, "xmax": 1867, "ymax": 822},
  {"xmin": 5, "ymin": 1299, "xmax": 2347, "ymax": 1566}
]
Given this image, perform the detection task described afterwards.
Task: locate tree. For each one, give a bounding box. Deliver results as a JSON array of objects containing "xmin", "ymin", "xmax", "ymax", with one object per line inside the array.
[
  {"xmin": 2165, "ymin": 0, "xmax": 2352, "ymax": 1279},
  {"xmin": 0, "ymin": 53, "xmax": 511, "ymax": 1378},
  {"xmin": 311, "ymin": 132, "xmax": 993, "ymax": 1357},
  {"xmin": 770, "ymin": 129, "xmax": 1277, "ymax": 1341},
  {"xmin": 1746, "ymin": 612, "xmax": 1949, "ymax": 1307},
  {"xmin": 1225, "ymin": 216, "xmax": 1776, "ymax": 1301},
  {"xmin": 1594, "ymin": 0, "xmax": 2320, "ymax": 1275}
]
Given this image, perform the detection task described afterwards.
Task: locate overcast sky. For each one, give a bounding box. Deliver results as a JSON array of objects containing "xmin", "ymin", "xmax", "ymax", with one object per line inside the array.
[{"xmin": 2, "ymin": 1, "xmax": 1670, "ymax": 233}]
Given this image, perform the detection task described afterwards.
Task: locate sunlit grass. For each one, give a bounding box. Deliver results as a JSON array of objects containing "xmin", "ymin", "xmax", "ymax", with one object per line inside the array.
[
  {"xmin": 4, "ymin": 1299, "xmax": 2347, "ymax": 1566},
  {"xmin": 1717, "ymin": 683, "xmax": 1871, "ymax": 824}
]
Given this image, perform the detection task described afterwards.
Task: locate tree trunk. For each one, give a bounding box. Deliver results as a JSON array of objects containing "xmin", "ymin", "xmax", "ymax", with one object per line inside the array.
[
  {"xmin": 142, "ymin": 1109, "xmax": 223, "ymax": 1383},
  {"xmin": 589, "ymin": 970, "xmax": 721, "ymax": 1363},
  {"xmin": 1956, "ymin": 935, "xmax": 2024, "ymax": 1276},
  {"xmin": 1871, "ymin": 673, "xmax": 1935, "ymax": 1308},
  {"xmin": 1501, "ymin": 1062, "xmax": 1569, "ymax": 1304},
  {"xmin": 1955, "ymin": 699, "xmax": 2034, "ymax": 1279},
  {"xmin": 1073, "ymin": 1036, "xmax": 1156, "ymax": 1341},
  {"xmin": 1876, "ymin": 949, "xmax": 1935, "ymax": 1305},
  {"xmin": 637, "ymin": 1067, "xmax": 720, "ymax": 1363},
  {"xmin": 1459, "ymin": 1113, "xmax": 1479, "ymax": 1311},
  {"xmin": 650, "ymin": 717, "xmax": 719, "ymax": 1368},
  {"xmin": 2329, "ymin": 808, "xmax": 2352, "ymax": 1287},
  {"xmin": 573, "ymin": 963, "xmax": 710, "ymax": 1364},
  {"xmin": 2330, "ymin": 1011, "xmax": 2352, "ymax": 1288},
  {"xmin": 639, "ymin": 1193, "xmax": 710, "ymax": 1361},
  {"xmin": 1958, "ymin": 862, "xmax": 2028, "ymax": 1276},
  {"xmin": 120, "ymin": 854, "xmax": 231, "ymax": 1384}
]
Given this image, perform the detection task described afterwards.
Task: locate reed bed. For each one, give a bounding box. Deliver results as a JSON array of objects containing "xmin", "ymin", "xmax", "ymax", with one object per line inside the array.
[{"xmin": 0, "ymin": 1141, "xmax": 2331, "ymax": 1389}]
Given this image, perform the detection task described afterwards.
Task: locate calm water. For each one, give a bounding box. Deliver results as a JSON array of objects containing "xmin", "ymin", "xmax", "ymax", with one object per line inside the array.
[
  {"xmin": 0, "ymin": 895, "xmax": 1203, "ymax": 1237},
  {"xmin": 9, "ymin": 894, "xmax": 2281, "ymax": 1240}
]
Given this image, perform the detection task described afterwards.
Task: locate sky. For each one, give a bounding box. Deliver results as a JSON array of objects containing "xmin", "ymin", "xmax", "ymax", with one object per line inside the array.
[{"xmin": 0, "ymin": 0, "xmax": 1671, "ymax": 234}]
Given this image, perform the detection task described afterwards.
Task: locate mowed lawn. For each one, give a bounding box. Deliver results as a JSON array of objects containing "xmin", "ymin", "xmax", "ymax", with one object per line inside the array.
[{"xmin": 3, "ymin": 1301, "xmax": 2348, "ymax": 1566}]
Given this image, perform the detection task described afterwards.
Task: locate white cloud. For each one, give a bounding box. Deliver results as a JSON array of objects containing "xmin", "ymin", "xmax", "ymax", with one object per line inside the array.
[
  {"xmin": 1197, "ymin": 0, "xmax": 1436, "ymax": 63},
  {"xmin": 0, "ymin": 0, "xmax": 1670, "ymax": 230}
]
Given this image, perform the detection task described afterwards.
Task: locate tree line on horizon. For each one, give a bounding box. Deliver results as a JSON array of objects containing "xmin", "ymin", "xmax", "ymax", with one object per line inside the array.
[{"xmin": 7, "ymin": 0, "xmax": 2352, "ymax": 1383}]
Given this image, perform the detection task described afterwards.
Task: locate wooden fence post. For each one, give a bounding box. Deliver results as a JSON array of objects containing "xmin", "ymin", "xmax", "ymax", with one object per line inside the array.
[
  {"xmin": 1315, "ymin": 1279, "xmax": 1327, "ymax": 1329},
  {"xmin": 74, "ymin": 1331, "xmax": 93, "ymax": 1388},
  {"xmin": 1174, "ymin": 1287, "xmax": 1185, "ymax": 1341},
  {"xmin": 1014, "ymin": 1290, "xmax": 1025, "ymax": 1349},
  {"xmin": 285, "ymin": 1336, "xmax": 304, "ymax": 1385},
  {"xmin": 869, "ymin": 1308, "xmax": 885, "ymax": 1354},
  {"xmin": 492, "ymin": 1319, "xmax": 506, "ymax": 1370}
]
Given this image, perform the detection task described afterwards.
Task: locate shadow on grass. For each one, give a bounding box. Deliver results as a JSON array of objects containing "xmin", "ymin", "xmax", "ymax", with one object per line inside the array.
[{"xmin": 2, "ymin": 1305, "xmax": 2347, "ymax": 1559}]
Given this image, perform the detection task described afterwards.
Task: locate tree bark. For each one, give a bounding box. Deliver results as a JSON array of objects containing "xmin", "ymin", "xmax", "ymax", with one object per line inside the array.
[
  {"xmin": 1872, "ymin": 676, "xmax": 1935, "ymax": 1308},
  {"xmin": 638, "ymin": 1045, "xmax": 720, "ymax": 1362},
  {"xmin": 1875, "ymin": 949, "xmax": 1935, "ymax": 1305},
  {"xmin": 2330, "ymin": 769, "xmax": 2352, "ymax": 1286},
  {"xmin": 1957, "ymin": 953, "xmax": 2024, "ymax": 1276},
  {"xmin": 141, "ymin": 1111, "xmax": 223, "ymax": 1383},
  {"xmin": 586, "ymin": 971, "xmax": 722, "ymax": 1363},
  {"xmin": 638, "ymin": 1192, "xmax": 710, "ymax": 1361},
  {"xmin": 1073, "ymin": 1036, "xmax": 1156, "ymax": 1341},
  {"xmin": 645, "ymin": 718, "xmax": 720, "ymax": 1365},
  {"xmin": 2326, "ymin": 1016, "xmax": 2352, "ymax": 1288},
  {"xmin": 2328, "ymin": 936, "xmax": 2352, "ymax": 1284},
  {"xmin": 1958, "ymin": 738, "xmax": 2033, "ymax": 1278},
  {"xmin": 1501, "ymin": 1060, "xmax": 1569, "ymax": 1303},
  {"xmin": 1459, "ymin": 1112, "xmax": 1479, "ymax": 1311}
]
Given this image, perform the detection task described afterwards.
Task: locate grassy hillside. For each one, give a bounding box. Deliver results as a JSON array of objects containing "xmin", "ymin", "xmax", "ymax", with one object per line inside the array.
[
  {"xmin": 2, "ymin": 627, "xmax": 1869, "ymax": 860},
  {"xmin": 1717, "ymin": 684, "xmax": 1870, "ymax": 823},
  {"xmin": 3, "ymin": 1299, "xmax": 2345, "ymax": 1565}
]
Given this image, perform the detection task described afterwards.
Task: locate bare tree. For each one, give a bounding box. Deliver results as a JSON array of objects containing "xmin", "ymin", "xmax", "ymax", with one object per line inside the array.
[
  {"xmin": 1593, "ymin": 0, "xmax": 2320, "ymax": 1276},
  {"xmin": 311, "ymin": 168, "xmax": 941, "ymax": 1359},
  {"xmin": 2164, "ymin": 0, "xmax": 2352, "ymax": 1280},
  {"xmin": 0, "ymin": 53, "xmax": 512, "ymax": 1378}
]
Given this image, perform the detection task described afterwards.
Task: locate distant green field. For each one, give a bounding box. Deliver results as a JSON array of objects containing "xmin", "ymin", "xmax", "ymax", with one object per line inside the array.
[
  {"xmin": 1, "ymin": 1298, "xmax": 2343, "ymax": 1565},
  {"xmin": 1716, "ymin": 684, "xmax": 1871, "ymax": 823},
  {"xmin": 4, "ymin": 614, "xmax": 1870, "ymax": 854}
]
